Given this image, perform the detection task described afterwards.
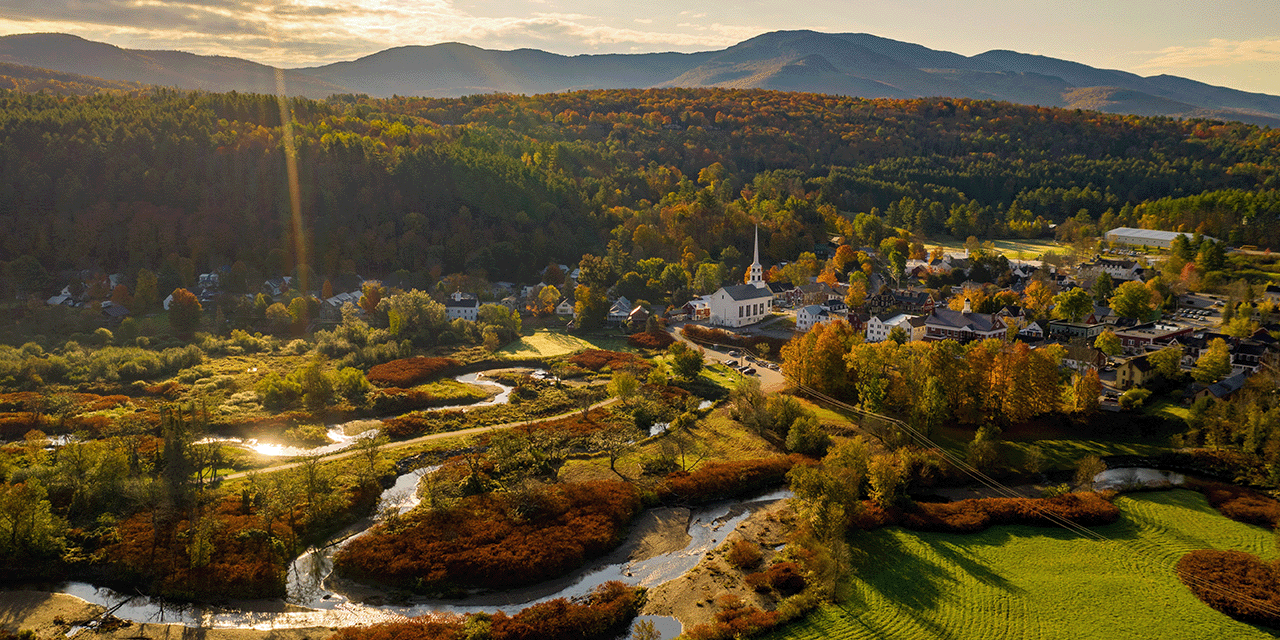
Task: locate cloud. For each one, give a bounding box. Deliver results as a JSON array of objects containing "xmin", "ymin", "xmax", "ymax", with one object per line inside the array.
[
  {"xmin": 0, "ymin": 0, "xmax": 763, "ymax": 66},
  {"xmin": 1137, "ymin": 38, "xmax": 1280, "ymax": 69}
]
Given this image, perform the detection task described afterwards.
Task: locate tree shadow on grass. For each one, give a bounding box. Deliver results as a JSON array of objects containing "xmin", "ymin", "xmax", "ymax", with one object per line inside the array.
[{"xmin": 846, "ymin": 530, "xmax": 963, "ymax": 639}]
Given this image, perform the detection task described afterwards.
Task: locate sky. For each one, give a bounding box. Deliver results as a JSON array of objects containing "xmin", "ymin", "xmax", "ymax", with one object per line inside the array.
[{"xmin": 0, "ymin": 0, "xmax": 1277, "ymax": 95}]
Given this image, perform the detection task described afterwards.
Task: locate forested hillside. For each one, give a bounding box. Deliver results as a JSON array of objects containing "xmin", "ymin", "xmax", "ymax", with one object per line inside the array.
[{"xmin": 1, "ymin": 87, "xmax": 1277, "ymax": 298}]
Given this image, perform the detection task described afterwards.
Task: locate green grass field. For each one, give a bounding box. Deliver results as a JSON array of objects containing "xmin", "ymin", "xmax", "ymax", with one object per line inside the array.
[
  {"xmin": 767, "ymin": 490, "xmax": 1280, "ymax": 640},
  {"xmin": 1145, "ymin": 398, "xmax": 1191, "ymax": 422},
  {"xmin": 928, "ymin": 238, "xmax": 1066, "ymax": 260}
]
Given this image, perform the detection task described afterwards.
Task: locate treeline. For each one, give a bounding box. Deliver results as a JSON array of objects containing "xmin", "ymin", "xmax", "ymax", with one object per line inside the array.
[
  {"xmin": 1, "ymin": 86, "xmax": 1278, "ymax": 304},
  {"xmin": 780, "ymin": 321, "xmax": 1098, "ymax": 430}
]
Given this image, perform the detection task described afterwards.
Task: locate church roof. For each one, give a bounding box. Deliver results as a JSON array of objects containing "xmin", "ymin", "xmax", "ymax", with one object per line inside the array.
[{"xmin": 720, "ymin": 283, "xmax": 772, "ymax": 302}]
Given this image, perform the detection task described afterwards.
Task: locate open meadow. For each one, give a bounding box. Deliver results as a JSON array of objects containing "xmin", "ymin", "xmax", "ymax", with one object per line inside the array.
[
  {"xmin": 767, "ymin": 490, "xmax": 1280, "ymax": 640},
  {"xmin": 927, "ymin": 238, "xmax": 1067, "ymax": 260}
]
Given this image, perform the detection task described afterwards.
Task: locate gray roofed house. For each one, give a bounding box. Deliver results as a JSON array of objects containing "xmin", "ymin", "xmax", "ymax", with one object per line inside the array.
[
  {"xmin": 1194, "ymin": 372, "xmax": 1248, "ymax": 402},
  {"xmin": 923, "ymin": 303, "xmax": 1007, "ymax": 342}
]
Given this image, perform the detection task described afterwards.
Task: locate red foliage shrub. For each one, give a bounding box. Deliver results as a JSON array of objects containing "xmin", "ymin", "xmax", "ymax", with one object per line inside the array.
[
  {"xmin": 726, "ymin": 538, "xmax": 762, "ymax": 570},
  {"xmin": 657, "ymin": 456, "xmax": 797, "ymax": 504},
  {"xmin": 325, "ymin": 582, "xmax": 642, "ymax": 640},
  {"xmin": 859, "ymin": 492, "xmax": 1120, "ymax": 534},
  {"xmin": 333, "ymin": 482, "xmax": 640, "ymax": 592},
  {"xmin": 512, "ymin": 409, "xmax": 613, "ymax": 438},
  {"xmin": 628, "ymin": 331, "xmax": 675, "ymax": 350},
  {"xmin": 490, "ymin": 581, "xmax": 643, "ymax": 640},
  {"xmin": 681, "ymin": 325, "xmax": 788, "ymax": 359},
  {"xmin": 87, "ymin": 395, "xmax": 131, "ymax": 411},
  {"xmin": 366, "ymin": 357, "xmax": 459, "ymax": 387},
  {"xmin": 0, "ymin": 392, "xmax": 43, "ymax": 412},
  {"xmin": 0, "ymin": 413, "xmax": 40, "ymax": 439},
  {"xmin": 685, "ymin": 595, "xmax": 781, "ymax": 640},
  {"xmin": 750, "ymin": 561, "xmax": 805, "ymax": 596},
  {"xmin": 1193, "ymin": 482, "xmax": 1280, "ymax": 528},
  {"xmin": 566, "ymin": 350, "xmax": 649, "ymax": 373},
  {"xmin": 145, "ymin": 381, "xmax": 181, "ymax": 397},
  {"xmin": 1177, "ymin": 549, "xmax": 1280, "ymax": 628},
  {"xmin": 328, "ymin": 617, "xmax": 463, "ymax": 640}
]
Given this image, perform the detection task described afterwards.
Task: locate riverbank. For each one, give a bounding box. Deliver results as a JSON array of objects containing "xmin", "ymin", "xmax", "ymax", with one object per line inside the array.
[{"xmin": 0, "ymin": 591, "xmax": 339, "ymax": 640}]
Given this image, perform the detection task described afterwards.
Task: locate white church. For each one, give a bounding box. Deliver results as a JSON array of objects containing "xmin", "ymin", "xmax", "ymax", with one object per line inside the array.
[{"xmin": 707, "ymin": 227, "xmax": 773, "ymax": 327}]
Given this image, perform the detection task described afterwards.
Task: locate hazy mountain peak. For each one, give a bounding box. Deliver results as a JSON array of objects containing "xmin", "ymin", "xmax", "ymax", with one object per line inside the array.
[{"xmin": 0, "ymin": 31, "xmax": 1276, "ymax": 125}]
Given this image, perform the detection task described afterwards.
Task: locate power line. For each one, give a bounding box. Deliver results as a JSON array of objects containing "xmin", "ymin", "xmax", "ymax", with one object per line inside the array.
[{"xmin": 725, "ymin": 331, "xmax": 1280, "ymax": 619}]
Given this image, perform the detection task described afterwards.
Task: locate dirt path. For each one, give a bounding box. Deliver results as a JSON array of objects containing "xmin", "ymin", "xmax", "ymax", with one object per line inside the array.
[{"xmin": 220, "ymin": 395, "xmax": 619, "ymax": 481}]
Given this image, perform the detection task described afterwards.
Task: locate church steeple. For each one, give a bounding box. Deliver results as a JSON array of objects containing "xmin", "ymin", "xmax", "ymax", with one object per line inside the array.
[{"xmin": 747, "ymin": 225, "xmax": 764, "ymax": 286}]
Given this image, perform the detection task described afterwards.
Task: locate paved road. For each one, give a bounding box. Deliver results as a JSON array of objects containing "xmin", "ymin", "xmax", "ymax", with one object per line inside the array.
[
  {"xmin": 668, "ymin": 321, "xmax": 789, "ymax": 392},
  {"xmin": 220, "ymin": 395, "xmax": 620, "ymax": 481}
]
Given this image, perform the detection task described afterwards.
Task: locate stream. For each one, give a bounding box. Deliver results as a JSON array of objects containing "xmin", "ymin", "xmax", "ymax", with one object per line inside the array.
[
  {"xmin": 57, "ymin": 460, "xmax": 791, "ymax": 637},
  {"xmin": 201, "ymin": 369, "xmax": 533, "ymax": 458},
  {"xmin": 49, "ymin": 374, "xmax": 763, "ymax": 638}
]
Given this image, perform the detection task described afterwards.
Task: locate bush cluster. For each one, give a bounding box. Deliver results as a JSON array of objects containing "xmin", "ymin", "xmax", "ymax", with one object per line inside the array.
[
  {"xmin": 1193, "ymin": 481, "xmax": 1280, "ymax": 528},
  {"xmin": 326, "ymin": 581, "xmax": 643, "ymax": 640},
  {"xmin": 681, "ymin": 325, "xmax": 787, "ymax": 358},
  {"xmin": 657, "ymin": 456, "xmax": 797, "ymax": 504},
  {"xmin": 566, "ymin": 349, "xmax": 649, "ymax": 373},
  {"xmin": 745, "ymin": 561, "xmax": 806, "ymax": 596},
  {"xmin": 1176, "ymin": 549, "xmax": 1280, "ymax": 628},
  {"xmin": 627, "ymin": 331, "xmax": 675, "ymax": 350},
  {"xmin": 858, "ymin": 492, "xmax": 1120, "ymax": 534},
  {"xmin": 685, "ymin": 595, "xmax": 781, "ymax": 640},
  {"xmin": 366, "ymin": 356, "xmax": 460, "ymax": 387},
  {"xmin": 333, "ymin": 481, "xmax": 640, "ymax": 592}
]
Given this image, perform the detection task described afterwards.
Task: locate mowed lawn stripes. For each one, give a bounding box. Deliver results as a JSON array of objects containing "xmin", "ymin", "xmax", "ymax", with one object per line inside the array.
[{"xmin": 768, "ymin": 490, "xmax": 1279, "ymax": 640}]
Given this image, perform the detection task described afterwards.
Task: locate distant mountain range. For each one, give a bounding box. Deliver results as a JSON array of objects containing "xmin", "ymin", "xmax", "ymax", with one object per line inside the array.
[{"xmin": 2, "ymin": 31, "xmax": 1278, "ymax": 126}]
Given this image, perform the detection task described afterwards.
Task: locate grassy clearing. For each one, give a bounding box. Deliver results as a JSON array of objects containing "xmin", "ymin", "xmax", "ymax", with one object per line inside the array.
[
  {"xmin": 497, "ymin": 328, "xmax": 598, "ymax": 358},
  {"xmin": 768, "ymin": 490, "xmax": 1280, "ymax": 640},
  {"xmin": 1146, "ymin": 398, "xmax": 1191, "ymax": 422},
  {"xmin": 496, "ymin": 328, "xmax": 635, "ymax": 358},
  {"xmin": 931, "ymin": 423, "xmax": 1172, "ymax": 472},
  {"xmin": 928, "ymin": 238, "xmax": 1066, "ymax": 260}
]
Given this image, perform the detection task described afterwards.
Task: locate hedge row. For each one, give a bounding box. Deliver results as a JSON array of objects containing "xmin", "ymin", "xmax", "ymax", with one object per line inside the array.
[
  {"xmin": 1192, "ymin": 481, "xmax": 1280, "ymax": 528},
  {"xmin": 857, "ymin": 492, "xmax": 1120, "ymax": 534},
  {"xmin": 681, "ymin": 325, "xmax": 788, "ymax": 358}
]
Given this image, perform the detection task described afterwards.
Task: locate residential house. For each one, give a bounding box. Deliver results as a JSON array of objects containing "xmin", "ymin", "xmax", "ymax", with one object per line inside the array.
[
  {"xmin": 1020, "ymin": 319, "xmax": 1047, "ymax": 340},
  {"xmin": 767, "ymin": 281, "xmax": 801, "ymax": 307},
  {"xmin": 1193, "ymin": 372, "xmax": 1249, "ymax": 402},
  {"xmin": 866, "ymin": 313, "xmax": 919, "ymax": 343},
  {"xmin": 682, "ymin": 297, "xmax": 711, "ymax": 321},
  {"xmin": 797, "ymin": 282, "xmax": 841, "ymax": 306},
  {"xmin": 796, "ymin": 305, "xmax": 830, "ymax": 332},
  {"xmin": 923, "ymin": 301, "xmax": 1007, "ymax": 342},
  {"xmin": 1116, "ymin": 354, "xmax": 1156, "ymax": 389},
  {"xmin": 555, "ymin": 297, "xmax": 575, "ymax": 316},
  {"xmin": 445, "ymin": 291, "xmax": 479, "ymax": 321},
  {"xmin": 607, "ymin": 296, "xmax": 633, "ymax": 326},
  {"xmin": 1062, "ymin": 344, "xmax": 1107, "ymax": 371},
  {"xmin": 907, "ymin": 316, "xmax": 928, "ymax": 342}
]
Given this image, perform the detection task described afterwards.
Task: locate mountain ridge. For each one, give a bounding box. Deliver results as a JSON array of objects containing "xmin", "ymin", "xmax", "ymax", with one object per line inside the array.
[{"xmin": 0, "ymin": 30, "xmax": 1276, "ymax": 126}]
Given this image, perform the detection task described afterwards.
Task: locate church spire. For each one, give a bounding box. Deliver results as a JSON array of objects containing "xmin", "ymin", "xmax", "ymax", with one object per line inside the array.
[{"xmin": 747, "ymin": 225, "xmax": 763, "ymax": 286}]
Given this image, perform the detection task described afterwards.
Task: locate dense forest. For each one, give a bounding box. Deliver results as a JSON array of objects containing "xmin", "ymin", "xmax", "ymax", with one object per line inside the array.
[{"xmin": 0, "ymin": 87, "xmax": 1278, "ymax": 299}]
